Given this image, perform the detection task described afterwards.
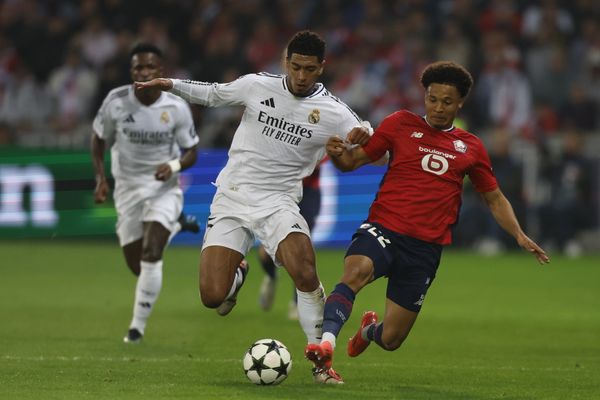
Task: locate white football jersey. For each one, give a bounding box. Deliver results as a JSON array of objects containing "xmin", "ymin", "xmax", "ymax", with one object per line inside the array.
[
  {"xmin": 170, "ymin": 73, "xmax": 365, "ymax": 202},
  {"xmin": 93, "ymin": 85, "xmax": 198, "ymax": 185}
]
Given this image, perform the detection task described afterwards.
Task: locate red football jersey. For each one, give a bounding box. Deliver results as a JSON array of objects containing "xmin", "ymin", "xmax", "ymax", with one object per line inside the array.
[{"xmin": 362, "ymin": 110, "xmax": 498, "ymax": 245}]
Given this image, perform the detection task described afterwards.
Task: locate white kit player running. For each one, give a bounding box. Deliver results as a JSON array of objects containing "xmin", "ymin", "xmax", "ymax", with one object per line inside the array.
[
  {"xmin": 135, "ymin": 31, "xmax": 372, "ymax": 384},
  {"xmin": 91, "ymin": 43, "xmax": 199, "ymax": 344}
]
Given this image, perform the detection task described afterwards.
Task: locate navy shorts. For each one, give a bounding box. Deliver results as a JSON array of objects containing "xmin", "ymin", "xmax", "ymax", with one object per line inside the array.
[
  {"xmin": 299, "ymin": 186, "xmax": 321, "ymax": 231},
  {"xmin": 346, "ymin": 221, "xmax": 442, "ymax": 312}
]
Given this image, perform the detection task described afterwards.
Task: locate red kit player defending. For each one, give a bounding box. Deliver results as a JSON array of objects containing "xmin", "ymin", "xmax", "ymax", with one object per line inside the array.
[{"xmin": 305, "ymin": 61, "xmax": 549, "ymax": 383}]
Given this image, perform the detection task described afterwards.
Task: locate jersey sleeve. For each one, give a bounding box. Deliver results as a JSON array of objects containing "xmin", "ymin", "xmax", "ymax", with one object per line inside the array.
[
  {"xmin": 335, "ymin": 104, "xmax": 367, "ymax": 137},
  {"xmin": 174, "ymin": 102, "xmax": 199, "ymax": 149},
  {"xmin": 362, "ymin": 112, "xmax": 398, "ymax": 161},
  {"xmin": 92, "ymin": 94, "xmax": 116, "ymax": 143},
  {"xmin": 467, "ymin": 140, "xmax": 498, "ymax": 193},
  {"xmin": 169, "ymin": 74, "xmax": 255, "ymax": 107}
]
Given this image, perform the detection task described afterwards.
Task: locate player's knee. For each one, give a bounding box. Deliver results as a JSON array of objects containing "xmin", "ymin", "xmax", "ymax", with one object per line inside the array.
[
  {"xmin": 199, "ymin": 282, "xmax": 228, "ymax": 308},
  {"xmin": 342, "ymin": 262, "xmax": 373, "ymax": 289},
  {"xmin": 199, "ymin": 289, "xmax": 224, "ymax": 309},
  {"xmin": 141, "ymin": 246, "xmax": 163, "ymax": 262},
  {"xmin": 380, "ymin": 332, "xmax": 408, "ymax": 351}
]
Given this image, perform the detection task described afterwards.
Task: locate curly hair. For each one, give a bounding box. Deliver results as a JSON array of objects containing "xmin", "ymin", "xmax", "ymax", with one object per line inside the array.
[
  {"xmin": 420, "ymin": 61, "xmax": 473, "ymax": 98},
  {"xmin": 130, "ymin": 43, "xmax": 163, "ymax": 59},
  {"xmin": 286, "ymin": 30, "xmax": 326, "ymax": 62}
]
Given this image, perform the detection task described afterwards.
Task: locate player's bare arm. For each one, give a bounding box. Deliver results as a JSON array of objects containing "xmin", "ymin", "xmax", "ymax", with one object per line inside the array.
[
  {"xmin": 155, "ymin": 144, "xmax": 199, "ymax": 181},
  {"xmin": 482, "ymin": 188, "xmax": 550, "ymax": 265},
  {"xmin": 91, "ymin": 134, "xmax": 109, "ymax": 203},
  {"xmin": 134, "ymin": 78, "xmax": 173, "ymax": 93},
  {"xmin": 345, "ymin": 126, "xmax": 371, "ymax": 146},
  {"xmin": 326, "ymin": 135, "xmax": 372, "ymax": 172}
]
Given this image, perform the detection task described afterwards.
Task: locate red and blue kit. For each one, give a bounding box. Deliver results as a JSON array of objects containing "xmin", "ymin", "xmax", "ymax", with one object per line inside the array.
[{"xmin": 362, "ymin": 110, "xmax": 498, "ymax": 245}]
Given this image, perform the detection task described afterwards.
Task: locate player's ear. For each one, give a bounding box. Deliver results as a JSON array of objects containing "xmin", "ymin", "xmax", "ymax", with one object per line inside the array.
[{"xmin": 317, "ymin": 60, "xmax": 325, "ymax": 76}]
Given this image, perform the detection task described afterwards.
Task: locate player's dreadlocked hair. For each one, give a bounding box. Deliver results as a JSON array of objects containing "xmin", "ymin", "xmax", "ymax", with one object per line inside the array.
[
  {"xmin": 130, "ymin": 43, "xmax": 163, "ymax": 59},
  {"xmin": 286, "ymin": 30, "xmax": 326, "ymax": 63},
  {"xmin": 420, "ymin": 61, "xmax": 473, "ymax": 98}
]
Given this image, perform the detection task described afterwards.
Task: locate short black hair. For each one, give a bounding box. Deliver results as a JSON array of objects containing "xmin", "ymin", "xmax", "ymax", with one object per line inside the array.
[
  {"xmin": 130, "ymin": 43, "xmax": 163, "ymax": 59},
  {"xmin": 286, "ymin": 30, "xmax": 326, "ymax": 63},
  {"xmin": 420, "ymin": 61, "xmax": 473, "ymax": 98}
]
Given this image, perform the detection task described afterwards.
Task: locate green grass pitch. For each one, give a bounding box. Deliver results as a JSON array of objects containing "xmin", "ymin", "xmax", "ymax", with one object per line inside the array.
[{"xmin": 1, "ymin": 240, "xmax": 598, "ymax": 399}]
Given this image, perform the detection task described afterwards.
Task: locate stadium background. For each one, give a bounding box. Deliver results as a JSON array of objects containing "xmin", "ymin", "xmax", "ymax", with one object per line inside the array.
[{"xmin": 1, "ymin": 0, "xmax": 599, "ymax": 253}]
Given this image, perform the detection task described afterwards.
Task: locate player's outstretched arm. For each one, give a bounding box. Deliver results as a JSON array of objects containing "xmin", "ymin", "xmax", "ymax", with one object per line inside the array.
[
  {"xmin": 134, "ymin": 78, "xmax": 173, "ymax": 93},
  {"xmin": 482, "ymin": 188, "xmax": 550, "ymax": 265},
  {"xmin": 326, "ymin": 134, "xmax": 372, "ymax": 172}
]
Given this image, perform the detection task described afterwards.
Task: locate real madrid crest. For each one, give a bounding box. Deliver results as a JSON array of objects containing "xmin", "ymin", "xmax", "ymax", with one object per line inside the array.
[
  {"xmin": 160, "ymin": 111, "xmax": 170, "ymax": 124},
  {"xmin": 308, "ymin": 109, "xmax": 320, "ymax": 124}
]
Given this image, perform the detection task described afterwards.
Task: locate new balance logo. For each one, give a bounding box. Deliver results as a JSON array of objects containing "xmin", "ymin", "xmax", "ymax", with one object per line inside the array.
[
  {"xmin": 291, "ymin": 223, "xmax": 302, "ymax": 230},
  {"xmin": 260, "ymin": 98, "xmax": 275, "ymax": 108},
  {"xmin": 410, "ymin": 131, "xmax": 423, "ymax": 138},
  {"xmin": 124, "ymin": 114, "xmax": 135, "ymax": 123}
]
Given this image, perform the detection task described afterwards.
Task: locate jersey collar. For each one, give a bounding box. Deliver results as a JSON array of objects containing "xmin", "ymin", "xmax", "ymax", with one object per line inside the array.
[
  {"xmin": 129, "ymin": 85, "xmax": 165, "ymax": 107},
  {"xmin": 423, "ymin": 115, "xmax": 455, "ymax": 132},
  {"xmin": 282, "ymin": 76, "xmax": 325, "ymax": 99}
]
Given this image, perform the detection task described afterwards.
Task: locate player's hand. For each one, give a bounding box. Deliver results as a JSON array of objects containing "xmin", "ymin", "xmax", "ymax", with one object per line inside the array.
[
  {"xmin": 346, "ymin": 126, "xmax": 370, "ymax": 146},
  {"xmin": 155, "ymin": 164, "xmax": 173, "ymax": 181},
  {"xmin": 94, "ymin": 178, "xmax": 110, "ymax": 204},
  {"xmin": 517, "ymin": 234, "xmax": 550, "ymax": 265},
  {"xmin": 134, "ymin": 78, "xmax": 173, "ymax": 93},
  {"xmin": 326, "ymin": 136, "xmax": 347, "ymax": 158}
]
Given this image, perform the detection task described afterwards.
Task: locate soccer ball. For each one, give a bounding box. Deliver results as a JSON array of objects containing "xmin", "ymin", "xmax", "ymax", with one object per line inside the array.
[{"xmin": 242, "ymin": 338, "xmax": 292, "ymax": 385}]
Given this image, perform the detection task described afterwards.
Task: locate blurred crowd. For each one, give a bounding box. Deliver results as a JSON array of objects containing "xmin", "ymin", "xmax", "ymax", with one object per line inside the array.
[{"xmin": 0, "ymin": 0, "xmax": 598, "ymax": 254}]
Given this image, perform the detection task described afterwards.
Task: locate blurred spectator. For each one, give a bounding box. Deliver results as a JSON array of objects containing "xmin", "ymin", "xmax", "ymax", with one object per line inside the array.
[
  {"xmin": 79, "ymin": 16, "xmax": 118, "ymax": 70},
  {"xmin": 560, "ymin": 83, "xmax": 598, "ymax": 131},
  {"xmin": 435, "ymin": 17, "xmax": 473, "ymax": 69},
  {"xmin": 474, "ymin": 30, "xmax": 532, "ymax": 136},
  {"xmin": 538, "ymin": 130, "xmax": 595, "ymax": 256},
  {"xmin": 478, "ymin": 0, "xmax": 521, "ymax": 35},
  {"xmin": 522, "ymin": 0, "xmax": 574, "ymax": 39},
  {"xmin": 0, "ymin": 57, "xmax": 51, "ymax": 133},
  {"xmin": 46, "ymin": 43, "xmax": 98, "ymax": 133},
  {"xmin": 524, "ymin": 26, "xmax": 569, "ymax": 111},
  {"xmin": 245, "ymin": 17, "xmax": 280, "ymax": 72}
]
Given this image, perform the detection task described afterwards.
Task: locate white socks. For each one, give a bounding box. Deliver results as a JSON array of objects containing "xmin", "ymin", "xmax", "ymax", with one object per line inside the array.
[
  {"xmin": 224, "ymin": 265, "xmax": 244, "ymax": 300},
  {"xmin": 321, "ymin": 332, "xmax": 337, "ymax": 349},
  {"xmin": 129, "ymin": 260, "xmax": 163, "ymax": 334},
  {"xmin": 296, "ymin": 283, "xmax": 325, "ymax": 344}
]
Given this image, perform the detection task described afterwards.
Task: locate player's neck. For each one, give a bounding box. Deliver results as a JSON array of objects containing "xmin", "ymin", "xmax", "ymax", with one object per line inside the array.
[
  {"xmin": 286, "ymin": 76, "xmax": 318, "ymax": 98},
  {"xmin": 136, "ymin": 89, "xmax": 161, "ymax": 106},
  {"xmin": 423, "ymin": 115, "xmax": 454, "ymax": 132}
]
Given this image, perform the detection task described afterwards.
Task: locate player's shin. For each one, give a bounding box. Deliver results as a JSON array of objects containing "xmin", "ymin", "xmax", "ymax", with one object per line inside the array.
[
  {"xmin": 322, "ymin": 283, "xmax": 356, "ymax": 348},
  {"xmin": 130, "ymin": 260, "xmax": 163, "ymax": 333},
  {"xmin": 296, "ymin": 283, "xmax": 325, "ymax": 343}
]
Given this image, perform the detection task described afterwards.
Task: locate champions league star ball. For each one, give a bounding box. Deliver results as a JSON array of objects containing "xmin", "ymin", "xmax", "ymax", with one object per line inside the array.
[{"xmin": 242, "ymin": 338, "xmax": 292, "ymax": 385}]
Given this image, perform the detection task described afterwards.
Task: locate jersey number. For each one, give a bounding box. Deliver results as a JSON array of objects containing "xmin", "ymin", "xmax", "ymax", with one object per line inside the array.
[{"xmin": 367, "ymin": 226, "xmax": 391, "ymax": 248}]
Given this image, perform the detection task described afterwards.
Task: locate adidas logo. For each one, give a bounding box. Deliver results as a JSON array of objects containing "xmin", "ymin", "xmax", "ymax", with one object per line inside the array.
[
  {"xmin": 291, "ymin": 223, "xmax": 302, "ymax": 230},
  {"xmin": 124, "ymin": 114, "xmax": 135, "ymax": 123},
  {"xmin": 260, "ymin": 98, "xmax": 275, "ymax": 108}
]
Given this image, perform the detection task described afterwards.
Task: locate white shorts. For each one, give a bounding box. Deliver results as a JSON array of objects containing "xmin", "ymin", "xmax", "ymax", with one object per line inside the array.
[
  {"xmin": 114, "ymin": 183, "xmax": 183, "ymax": 247},
  {"xmin": 202, "ymin": 189, "xmax": 310, "ymax": 265}
]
